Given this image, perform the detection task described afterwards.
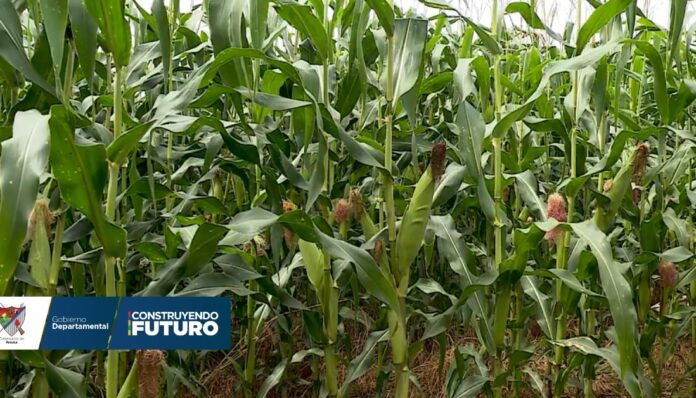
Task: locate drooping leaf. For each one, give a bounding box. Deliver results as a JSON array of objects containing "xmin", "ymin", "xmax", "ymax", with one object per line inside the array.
[
  {"xmin": 576, "ymin": 0, "xmax": 632, "ymax": 54},
  {"xmin": 339, "ymin": 330, "xmax": 389, "ymax": 396},
  {"xmin": 430, "ymin": 215, "xmax": 495, "ymax": 355},
  {"xmin": 492, "ymin": 39, "xmax": 622, "ymax": 138},
  {"xmin": 317, "ymin": 230, "xmax": 400, "ymax": 311},
  {"xmin": 45, "ymin": 360, "xmax": 87, "ymax": 398},
  {"xmin": 140, "ymin": 223, "xmax": 228, "ymax": 296},
  {"xmin": 365, "ymin": 0, "xmax": 394, "ymax": 37},
  {"xmin": 570, "ymin": 221, "xmax": 639, "ymax": 383},
  {"xmin": 521, "ymin": 276, "xmax": 554, "ymax": 339},
  {"xmin": 509, "ymin": 170, "xmax": 546, "ymax": 220},
  {"xmin": 274, "ymin": 1, "xmax": 330, "ymax": 60}
]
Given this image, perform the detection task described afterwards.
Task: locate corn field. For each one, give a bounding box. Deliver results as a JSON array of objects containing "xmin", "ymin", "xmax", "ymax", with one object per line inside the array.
[{"xmin": 1, "ymin": 0, "xmax": 696, "ymax": 396}]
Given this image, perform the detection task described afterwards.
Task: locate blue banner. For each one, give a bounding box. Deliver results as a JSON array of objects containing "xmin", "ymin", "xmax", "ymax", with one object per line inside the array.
[
  {"xmin": 109, "ymin": 297, "xmax": 230, "ymax": 350},
  {"xmin": 41, "ymin": 297, "xmax": 119, "ymax": 349},
  {"xmin": 0, "ymin": 297, "xmax": 231, "ymax": 350}
]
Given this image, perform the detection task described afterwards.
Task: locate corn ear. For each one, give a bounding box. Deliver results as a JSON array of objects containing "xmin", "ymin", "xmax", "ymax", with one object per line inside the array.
[
  {"xmin": 395, "ymin": 168, "xmax": 436, "ymax": 292},
  {"xmin": 360, "ymin": 212, "xmax": 378, "ymax": 240},
  {"xmin": 28, "ymin": 200, "xmax": 52, "ymax": 293},
  {"xmin": 594, "ymin": 144, "xmax": 647, "ymax": 232},
  {"xmin": 298, "ymin": 239, "xmax": 324, "ymax": 293}
]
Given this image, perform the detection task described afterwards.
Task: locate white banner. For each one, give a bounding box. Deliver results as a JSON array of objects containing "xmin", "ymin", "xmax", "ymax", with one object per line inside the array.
[{"xmin": 0, "ymin": 297, "xmax": 51, "ymax": 350}]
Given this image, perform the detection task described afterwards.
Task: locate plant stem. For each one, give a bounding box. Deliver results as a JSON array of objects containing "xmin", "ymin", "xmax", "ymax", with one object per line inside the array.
[
  {"xmin": 323, "ymin": 247, "xmax": 338, "ymax": 396},
  {"xmin": 105, "ymin": 65, "xmax": 125, "ymax": 398},
  {"xmin": 116, "ymin": 357, "xmax": 138, "ymax": 398},
  {"xmin": 384, "ymin": 39, "xmax": 396, "ymax": 262},
  {"xmin": 379, "ymin": 1, "xmax": 407, "ymax": 396},
  {"xmin": 692, "ymin": 280, "xmax": 696, "ymax": 397},
  {"xmin": 691, "ymin": 156, "xmax": 696, "ymax": 397},
  {"xmin": 62, "ymin": 42, "xmax": 74, "ymax": 103},
  {"xmin": 490, "ymin": 1, "xmax": 508, "ymax": 396},
  {"xmin": 512, "ymin": 285, "xmax": 523, "ymax": 396},
  {"xmin": 245, "ymin": 279, "xmax": 257, "ymax": 398},
  {"xmin": 390, "ymin": 295, "xmax": 409, "ymax": 398},
  {"xmin": 48, "ymin": 215, "xmax": 64, "ymax": 296}
]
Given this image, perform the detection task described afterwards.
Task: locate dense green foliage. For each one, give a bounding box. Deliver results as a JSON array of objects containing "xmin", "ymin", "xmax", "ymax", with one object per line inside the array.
[{"xmin": 0, "ymin": 0, "xmax": 695, "ymax": 396}]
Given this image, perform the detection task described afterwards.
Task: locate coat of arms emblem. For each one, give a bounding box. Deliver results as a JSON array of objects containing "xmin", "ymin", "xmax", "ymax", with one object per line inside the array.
[{"xmin": 0, "ymin": 304, "xmax": 26, "ymax": 336}]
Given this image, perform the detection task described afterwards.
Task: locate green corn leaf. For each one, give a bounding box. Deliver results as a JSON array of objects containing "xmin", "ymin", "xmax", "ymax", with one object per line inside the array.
[
  {"xmin": 453, "ymin": 58, "xmax": 477, "ymax": 104},
  {"xmin": 0, "ymin": 110, "xmax": 50, "ymax": 294},
  {"xmin": 208, "ymin": 0, "xmax": 252, "ymax": 94},
  {"xmin": 463, "ymin": 17, "xmax": 501, "ymax": 55},
  {"xmin": 668, "ymin": 79, "xmax": 696, "ymax": 123},
  {"xmin": 14, "ymin": 351, "xmax": 46, "ymax": 368},
  {"xmin": 220, "ymin": 208, "xmax": 279, "ymax": 246},
  {"xmin": 504, "ymin": 1, "xmax": 564, "ymax": 42},
  {"xmin": 669, "ymin": 0, "xmax": 687, "ymax": 67},
  {"xmin": 45, "ymin": 360, "xmax": 87, "ymax": 398},
  {"xmin": 521, "ymin": 276, "xmax": 554, "ymax": 339},
  {"xmin": 175, "ymin": 273, "xmax": 254, "ymax": 297},
  {"xmin": 453, "ymin": 102, "xmax": 501, "ymax": 224},
  {"xmin": 365, "ymin": 0, "xmax": 394, "ymax": 37},
  {"xmin": 433, "ymin": 163, "xmax": 466, "ymax": 207},
  {"xmin": 274, "ymin": 1, "xmax": 330, "ymax": 61},
  {"xmin": 576, "ymin": 0, "xmax": 632, "ymax": 54},
  {"xmin": 449, "ymin": 374, "xmax": 488, "ymax": 397},
  {"xmin": 339, "ymin": 329, "xmax": 389, "ymax": 396},
  {"xmin": 250, "ymin": 0, "xmax": 269, "ymax": 50},
  {"xmin": 505, "ymin": 2, "xmax": 544, "ymax": 29},
  {"xmin": 509, "ymin": 170, "xmax": 546, "ymax": 220},
  {"xmin": 257, "ymin": 359, "xmax": 289, "ymax": 398},
  {"xmin": 151, "ymin": 0, "xmax": 171, "ymax": 89},
  {"xmin": 105, "ymin": 122, "xmax": 155, "ymax": 165},
  {"xmin": 0, "ymin": 0, "xmax": 56, "ymax": 96},
  {"xmin": 235, "ymin": 88, "xmax": 312, "ymax": 110},
  {"xmin": 48, "ymin": 106, "xmax": 127, "ymax": 258},
  {"xmin": 140, "ymin": 223, "xmax": 228, "ymax": 296},
  {"xmin": 68, "ymin": 0, "xmax": 97, "ymax": 88},
  {"xmin": 570, "ymin": 220, "xmax": 639, "ymax": 386},
  {"xmin": 553, "ymin": 336, "xmax": 641, "ymax": 397},
  {"xmin": 630, "ymin": 40, "xmax": 668, "ymax": 124},
  {"xmin": 40, "ymin": 0, "xmax": 68, "ymax": 80},
  {"xmin": 430, "ymin": 215, "xmax": 495, "ymax": 355},
  {"xmin": 82, "ymin": 0, "xmax": 131, "ymax": 67},
  {"xmin": 392, "ymin": 18, "xmax": 427, "ymax": 109},
  {"xmin": 492, "ymin": 39, "xmax": 622, "ymax": 138},
  {"xmin": 317, "ymin": 230, "xmax": 400, "ymax": 312},
  {"xmin": 662, "ymin": 208, "xmax": 689, "ymax": 248}
]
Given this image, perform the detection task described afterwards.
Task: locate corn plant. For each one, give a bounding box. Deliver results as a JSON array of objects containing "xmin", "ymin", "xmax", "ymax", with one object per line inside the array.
[{"xmin": 1, "ymin": 0, "xmax": 696, "ymax": 397}]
